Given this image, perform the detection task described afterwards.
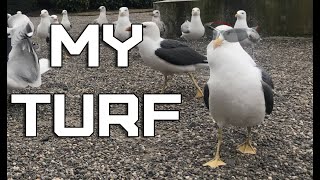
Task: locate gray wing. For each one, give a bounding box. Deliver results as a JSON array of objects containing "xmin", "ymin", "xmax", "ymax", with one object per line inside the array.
[
  {"xmin": 261, "ymin": 81, "xmax": 274, "ymax": 115},
  {"xmin": 203, "ymin": 83, "xmax": 209, "ymax": 109},
  {"xmin": 181, "ymin": 20, "xmax": 190, "ymax": 33},
  {"xmin": 155, "ymin": 39, "xmax": 207, "ymax": 66},
  {"xmin": 222, "ymin": 28, "xmax": 250, "ymax": 42},
  {"xmin": 260, "ymin": 68, "xmax": 274, "ymax": 89}
]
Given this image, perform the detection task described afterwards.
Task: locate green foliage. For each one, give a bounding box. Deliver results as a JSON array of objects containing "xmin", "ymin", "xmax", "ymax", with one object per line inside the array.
[{"xmin": 54, "ymin": 0, "xmax": 90, "ymax": 12}]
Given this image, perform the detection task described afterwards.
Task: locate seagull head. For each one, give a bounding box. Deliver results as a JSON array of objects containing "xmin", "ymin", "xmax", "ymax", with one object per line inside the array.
[
  {"xmin": 126, "ymin": 22, "xmax": 160, "ymax": 40},
  {"xmin": 40, "ymin": 9, "xmax": 49, "ymax": 17},
  {"xmin": 50, "ymin": 15, "xmax": 59, "ymax": 23},
  {"xmin": 119, "ymin": 7, "xmax": 129, "ymax": 17},
  {"xmin": 235, "ymin": 10, "xmax": 246, "ymax": 19},
  {"xmin": 98, "ymin": 6, "xmax": 106, "ymax": 12},
  {"xmin": 7, "ymin": 13, "xmax": 12, "ymax": 19},
  {"xmin": 152, "ymin": 10, "xmax": 160, "ymax": 17},
  {"xmin": 211, "ymin": 25, "xmax": 233, "ymax": 49},
  {"xmin": 16, "ymin": 11, "xmax": 22, "ymax": 15},
  {"xmin": 62, "ymin": 10, "xmax": 68, "ymax": 15},
  {"xmin": 192, "ymin": 7, "xmax": 201, "ymax": 16}
]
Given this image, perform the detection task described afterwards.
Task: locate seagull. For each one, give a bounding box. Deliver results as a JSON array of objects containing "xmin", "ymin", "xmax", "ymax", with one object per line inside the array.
[
  {"xmin": 50, "ymin": 15, "xmax": 59, "ymax": 24},
  {"xmin": 180, "ymin": 7, "xmax": 205, "ymax": 40},
  {"xmin": 114, "ymin": 7, "xmax": 131, "ymax": 42},
  {"xmin": 152, "ymin": 10, "xmax": 167, "ymax": 37},
  {"xmin": 203, "ymin": 25, "xmax": 273, "ymax": 168},
  {"xmin": 234, "ymin": 10, "xmax": 261, "ymax": 59},
  {"xmin": 61, "ymin": 10, "xmax": 72, "ymax": 59},
  {"xmin": 61, "ymin": 10, "xmax": 72, "ymax": 31},
  {"xmin": 126, "ymin": 22, "xmax": 208, "ymax": 98},
  {"xmin": 36, "ymin": 9, "xmax": 51, "ymax": 45},
  {"xmin": 7, "ymin": 22, "xmax": 51, "ymax": 92},
  {"xmin": 93, "ymin": 6, "xmax": 108, "ymax": 27}
]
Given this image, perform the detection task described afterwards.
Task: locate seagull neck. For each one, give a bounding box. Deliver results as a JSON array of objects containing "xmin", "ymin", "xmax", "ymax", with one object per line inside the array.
[
  {"xmin": 62, "ymin": 14, "xmax": 68, "ymax": 20},
  {"xmin": 100, "ymin": 11, "xmax": 106, "ymax": 18},
  {"xmin": 191, "ymin": 15, "xmax": 202, "ymax": 24},
  {"xmin": 152, "ymin": 16, "xmax": 160, "ymax": 21},
  {"xmin": 40, "ymin": 17, "xmax": 50, "ymax": 24},
  {"xmin": 235, "ymin": 19, "xmax": 249, "ymax": 28},
  {"xmin": 117, "ymin": 16, "xmax": 130, "ymax": 24}
]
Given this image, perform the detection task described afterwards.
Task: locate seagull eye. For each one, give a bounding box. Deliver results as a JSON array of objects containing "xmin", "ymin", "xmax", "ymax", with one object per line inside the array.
[{"xmin": 143, "ymin": 25, "xmax": 147, "ymax": 28}]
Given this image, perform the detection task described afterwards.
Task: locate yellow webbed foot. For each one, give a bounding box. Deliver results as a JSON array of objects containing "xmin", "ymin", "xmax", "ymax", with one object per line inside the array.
[
  {"xmin": 203, "ymin": 157, "xmax": 226, "ymax": 168},
  {"xmin": 237, "ymin": 140, "xmax": 257, "ymax": 154},
  {"xmin": 195, "ymin": 89, "xmax": 204, "ymax": 98}
]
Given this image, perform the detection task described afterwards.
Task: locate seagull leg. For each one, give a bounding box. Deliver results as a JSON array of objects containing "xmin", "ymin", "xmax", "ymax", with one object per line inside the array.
[
  {"xmin": 237, "ymin": 127, "xmax": 257, "ymax": 154},
  {"xmin": 188, "ymin": 73, "xmax": 204, "ymax": 98},
  {"xmin": 203, "ymin": 127, "xmax": 226, "ymax": 168},
  {"xmin": 161, "ymin": 75, "xmax": 168, "ymax": 93}
]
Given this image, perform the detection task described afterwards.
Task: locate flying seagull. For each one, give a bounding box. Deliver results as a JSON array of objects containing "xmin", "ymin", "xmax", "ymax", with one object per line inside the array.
[
  {"xmin": 152, "ymin": 10, "xmax": 167, "ymax": 37},
  {"xmin": 126, "ymin": 22, "xmax": 208, "ymax": 98},
  {"xmin": 234, "ymin": 10, "xmax": 261, "ymax": 59},
  {"xmin": 203, "ymin": 25, "xmax": 273, "ymax": 168},
  {"xmin": 180, "ymin": 7, "xmax": 205, "ymax": 40},
  {"xmin": 114, "ymin": 7, "xmax": 131, "ymax": 42},
  {"xmin": 7, "ymin": 22, "xmax": 51, "ymax": 92}
]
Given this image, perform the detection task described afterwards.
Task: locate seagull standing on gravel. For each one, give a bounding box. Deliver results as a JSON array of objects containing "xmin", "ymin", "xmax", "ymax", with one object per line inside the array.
[
  {"xmin": 93, "ymin": 6, "xmax": 108, "ymax": 27},
  {"xmin": 126, "ymin": 22, "xmax": 208, "ymax": 98},
  {"xmin": 202, "ymin": 25, "xmax": 273, "ymax": 168},
  {"xmin": 50, "ymin": 15, "xmax": 59, "ymax": 24},
  {"xmin": 7, "ymin": 22, "xmax": 51, "ymax": 92},
  {"xmin": 61, "ymin": 10, "xmax": 72, "ymax": 31},
  {"xmin": 234, "ymin": 10, "xmax": 261, "ymax": 59},
  {"xmin": 61, "ymin": 10, "xmax": 72, "ymax": 59},
  {"xmin": 36, "ymin": 9, "xmax": 51, "ymax": 44},
  {"xmin": 152, "ymin": 10, "xmax": 167, "ymax": 37},
  {"xmin": 114, "ymin": 7, "xmax": 131, "ymax": 41},
  {"xmin": 180, "ymin": 7, "xmax": 205, "ymax": 40}
]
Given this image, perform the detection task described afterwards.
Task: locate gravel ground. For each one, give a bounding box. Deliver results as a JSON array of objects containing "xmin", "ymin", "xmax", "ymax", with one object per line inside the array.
[{"xmin": 7, "ymin": 11, "xmax": 313, "ymax": 179}]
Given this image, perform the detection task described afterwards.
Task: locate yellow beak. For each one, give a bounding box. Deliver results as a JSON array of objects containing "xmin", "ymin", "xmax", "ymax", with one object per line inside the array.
[
  {"xmin": 213, "ymin": 37, "xmax": 223, "ymax": 48},
  {"xmin": 235, "ymin": 14, "xmax": 238, "ymax": 17}
]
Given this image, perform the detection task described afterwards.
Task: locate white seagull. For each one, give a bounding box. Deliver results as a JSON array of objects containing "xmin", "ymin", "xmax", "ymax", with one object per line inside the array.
[
  {"xmin": 93, "ymin": 6, "xmax": 108, "ymax": 27},
  {"xmin": 7, "ymin": 22, "xmax": 51, "ymax": 92},
  {"xmin": 152, "ymin": 10, "xmax": 167, "ymax": 37},
  {"xmin": 61, "ymin": 10, "xmax": 72, "ymax": 31},
  {"xmin": 114, "ymin": 7, "xmax": 131, "ymax": 42},
  {"xmin": 234, "ymin": 10, "xmax": 261, "ymax": 59},
  {"xmin": 126, "ymin": 22, "xmax": 208, "ymax": 98},
  {"xmin": 36, "ymin": 9, "xmax": 51, "ymax": 44},
  {"xmin": 202, "ymin": 25, "xmax": 274, "ymax": 168},
  {"xmin": 180, "ymin": 7, "xmax": 205, "ymax": 40}
]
